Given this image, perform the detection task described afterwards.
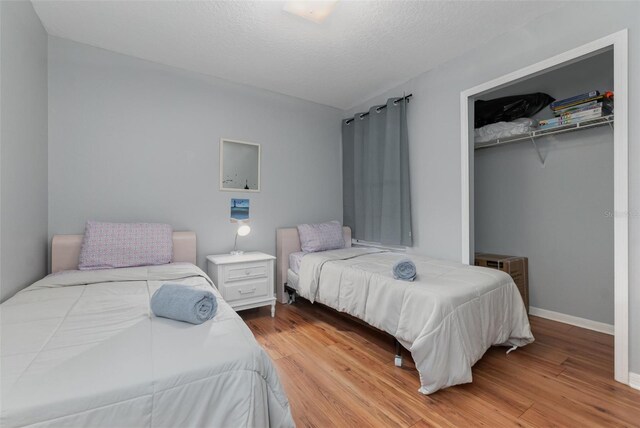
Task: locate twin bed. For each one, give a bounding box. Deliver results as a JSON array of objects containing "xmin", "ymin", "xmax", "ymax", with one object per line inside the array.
[
  {"xmin": 1, "ymin": 232, "xmax": 293, "ymax": 428},
  {"xmin": 277, "ymin": 226, "xmax": 534, "ymax": 395}
]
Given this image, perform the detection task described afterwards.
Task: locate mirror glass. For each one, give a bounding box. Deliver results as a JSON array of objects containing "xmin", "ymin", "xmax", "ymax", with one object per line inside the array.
[{"xmin": 220, "ymin": 139, "xmax": 261, "ymax": 192}]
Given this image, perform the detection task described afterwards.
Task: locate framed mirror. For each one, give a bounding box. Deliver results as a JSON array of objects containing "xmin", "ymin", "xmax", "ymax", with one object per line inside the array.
[{"xmin": 219, "ymin": 139, "xmax": 261, "ymax": 192}]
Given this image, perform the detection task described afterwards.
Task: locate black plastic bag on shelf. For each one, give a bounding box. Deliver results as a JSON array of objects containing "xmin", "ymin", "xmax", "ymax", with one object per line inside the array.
[{"xmin": 475, "ymin": 92, "xmax": 555, "ymax": 128}]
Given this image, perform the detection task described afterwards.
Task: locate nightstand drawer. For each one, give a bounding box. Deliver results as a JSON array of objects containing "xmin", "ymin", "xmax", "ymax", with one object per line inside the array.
[
  {"xmin": 223, "ymin": 278, "xmax": 269, "ymax": 302},
  {"xmin": 225, "ymin": 262, "xmax": 269, "ymax": 282}
]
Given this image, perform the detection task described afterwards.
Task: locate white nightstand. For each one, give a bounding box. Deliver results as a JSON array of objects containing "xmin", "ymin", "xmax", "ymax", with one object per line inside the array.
[{"xmin": 206, "ymin": 252, "xmax": 277, "ymax": 317}]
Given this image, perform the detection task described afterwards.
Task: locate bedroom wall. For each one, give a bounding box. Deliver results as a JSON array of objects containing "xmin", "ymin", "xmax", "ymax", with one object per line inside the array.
[
  {"xmin": 0, "ymin": 1, "xmax": 48, "ymax": 302},
  {"xmin": 47, "ymin": 37, "xmax": 342, "ymax": 269},
  {"xmin": 474, "ymin": 52, "xmax": 614, "ymax": 325},
  {"xmin": 344, "ymin": 2, "xmax": 640, "ymax": 373}
]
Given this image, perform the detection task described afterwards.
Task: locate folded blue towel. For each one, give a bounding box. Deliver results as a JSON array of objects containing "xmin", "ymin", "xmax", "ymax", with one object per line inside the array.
[
  {"xmin": 392, "ymin": 258, "xmax": 417, "ymax": 281},
  {"xmin": 151, "ymin": 283, "xmax": 217, "ymax": 324}
]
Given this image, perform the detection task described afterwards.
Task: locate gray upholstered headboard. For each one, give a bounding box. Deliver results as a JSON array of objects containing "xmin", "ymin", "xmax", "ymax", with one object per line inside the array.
[
  {"xmin": 275, "ymin": 226, "xmax": 351, "ymax": 303},
  {"xmin": 51, "ymin": 231, "xmax": 197, "ymax": 273}
]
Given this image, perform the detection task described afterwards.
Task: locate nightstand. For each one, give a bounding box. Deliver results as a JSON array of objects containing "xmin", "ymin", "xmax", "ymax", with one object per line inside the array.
[{"xmin": 206, "ymin": 252, "xmax": 277, "ymax": 317}]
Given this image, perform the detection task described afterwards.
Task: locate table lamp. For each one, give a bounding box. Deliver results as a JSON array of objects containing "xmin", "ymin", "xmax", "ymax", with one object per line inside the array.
[{"xmin": 231, "ymin": 222, "xmax": 251, "ymax": 255}]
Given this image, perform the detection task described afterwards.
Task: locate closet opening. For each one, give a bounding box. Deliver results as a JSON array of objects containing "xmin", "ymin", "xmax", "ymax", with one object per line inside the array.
[{"xmin": 460, "ymin": 30, "xmax": 628, "ymax": 385}]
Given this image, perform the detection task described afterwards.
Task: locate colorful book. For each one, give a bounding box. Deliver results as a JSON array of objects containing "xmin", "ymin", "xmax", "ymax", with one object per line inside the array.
[
  {"xmin": 540, "ymin": 113, "xmax": 600, "ymax": 127},
  {"xmin": 539, "ymin": 116, "xmax": 600, "ymax": 130},
  {"xmin": 539, "ymin": 106, "xmax": 602, "ymax": 128},
  {"xmin": 550, "ymin": 94, "xmax": 605, "ymax": 111},
  {"xmin": 553, "ymin": 101, "xmax": 600, "ymax": 116},
  {"xmin": 541, "ymin": 109, "xmax": 602, "ymax": 125},
  {"xmin": 538, "ymin": 113, "xmax": 602, "ymax": 130},
  {"xmin": 550, "ymin": 91, "xmax": 599, "ymax": 110}
]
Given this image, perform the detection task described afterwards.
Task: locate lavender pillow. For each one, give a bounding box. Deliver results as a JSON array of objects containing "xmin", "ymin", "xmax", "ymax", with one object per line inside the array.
[
  {"xmin": 78, "ymin": 221, "xmax": 173, "ymax": 270},
  {"xmin": 297, "ymin": 221, "xmax": 345, "ymax": 253}
]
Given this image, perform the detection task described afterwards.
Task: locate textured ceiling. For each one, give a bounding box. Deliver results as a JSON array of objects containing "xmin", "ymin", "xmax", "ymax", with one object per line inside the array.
[{"xmin": 32, "ymin": 1, "xmax": 563, "ymax": 109}]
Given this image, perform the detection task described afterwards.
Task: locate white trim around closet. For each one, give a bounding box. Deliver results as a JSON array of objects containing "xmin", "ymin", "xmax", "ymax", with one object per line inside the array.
[{"xmin": 460, "ymin": 30, "xmax": 629, "ymax": 385}]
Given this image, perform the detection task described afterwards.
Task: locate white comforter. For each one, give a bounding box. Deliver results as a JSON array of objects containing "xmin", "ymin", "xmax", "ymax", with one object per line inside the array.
[
  {"xmin": 0, "ymin": 263, "xmax": 294, "ymax": 428},
  {"xmin": 297, "ymin": 248, "xmax": 534, "ymax": 394}
]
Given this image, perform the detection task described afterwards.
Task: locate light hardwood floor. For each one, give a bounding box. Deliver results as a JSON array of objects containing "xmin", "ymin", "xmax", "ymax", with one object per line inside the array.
[{"xmin": 241, "ymin": 300, "xmax": 640, "ymax": 427}]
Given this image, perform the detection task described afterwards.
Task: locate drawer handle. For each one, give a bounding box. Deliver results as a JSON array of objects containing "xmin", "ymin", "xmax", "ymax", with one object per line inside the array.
[
  {"xmin": 245, "ymin": 270, "xmax": 251, "ymax": 276},
  {"xmin": 238, "ymin": 288, "xmax": 256, "ymax": 295}
]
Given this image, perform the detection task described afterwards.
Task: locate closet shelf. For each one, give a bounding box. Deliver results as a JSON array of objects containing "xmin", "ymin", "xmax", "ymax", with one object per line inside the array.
[{"xmin": 474, "ymin": 114, "xmax": 614, "ymax": 150}]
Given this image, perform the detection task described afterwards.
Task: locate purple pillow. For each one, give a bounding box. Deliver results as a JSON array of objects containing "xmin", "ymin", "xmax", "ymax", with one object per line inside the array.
[
  {"xmin": 78, "ymin": 221, "xmax": 173, "ymax": 270},
  {"xmin": 297, "ymin": 221, "xmax": 345, "ymax": 253}
]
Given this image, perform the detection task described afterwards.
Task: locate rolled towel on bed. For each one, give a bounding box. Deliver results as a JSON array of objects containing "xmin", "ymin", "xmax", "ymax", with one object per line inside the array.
[
  {"xmin": 392, "ymin": 258, "xmax": 417, "ymax": 281},
  {"xmin": 151, "ymin": 283, "xmax": 217, "ymax": 324}
]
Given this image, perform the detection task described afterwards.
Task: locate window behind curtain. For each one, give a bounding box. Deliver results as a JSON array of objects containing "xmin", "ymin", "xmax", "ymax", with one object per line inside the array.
[{"xmin": 342, "ymin": 97, "xmax": 412, "ymax": 247}]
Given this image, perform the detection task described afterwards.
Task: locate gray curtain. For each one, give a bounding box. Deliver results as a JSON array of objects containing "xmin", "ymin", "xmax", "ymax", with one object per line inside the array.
[{"xmin": 342, "ymin": 97, "xmax": 412, "ymax": 246}]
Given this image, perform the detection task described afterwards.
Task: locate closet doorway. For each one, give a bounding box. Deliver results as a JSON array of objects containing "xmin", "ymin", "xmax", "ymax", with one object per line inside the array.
[{"xmin": 460, "ymin": 30, "xmax": 629, "ymax": 385}]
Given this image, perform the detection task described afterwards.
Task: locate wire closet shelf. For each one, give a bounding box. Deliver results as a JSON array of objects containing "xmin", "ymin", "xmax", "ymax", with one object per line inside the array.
[{"xmin": 474, "ymin": 114, "xmax": 614, "ymax": 150}]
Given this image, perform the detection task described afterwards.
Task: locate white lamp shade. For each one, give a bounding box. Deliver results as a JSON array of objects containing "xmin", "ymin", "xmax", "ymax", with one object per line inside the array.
[{"xmin": 237, "ymin": 224, "xmax": 251, "ymax": 237}]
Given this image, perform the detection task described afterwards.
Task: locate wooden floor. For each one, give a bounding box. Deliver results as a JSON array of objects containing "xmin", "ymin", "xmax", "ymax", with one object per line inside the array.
[{"xmin": 241, "ymin": 300, "xmax": 640, "ymax": 427}]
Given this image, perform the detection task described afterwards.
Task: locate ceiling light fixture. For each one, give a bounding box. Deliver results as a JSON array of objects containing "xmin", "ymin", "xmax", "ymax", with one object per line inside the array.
[{"xmin": 283, "ymin": 1, "xmax": 338, "ymax": 24}]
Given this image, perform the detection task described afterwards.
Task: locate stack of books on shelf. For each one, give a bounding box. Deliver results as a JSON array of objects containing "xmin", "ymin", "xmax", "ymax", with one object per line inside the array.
[{"xmin": 538, "ymin": 90, "xmax": 613, "ymax": 130}]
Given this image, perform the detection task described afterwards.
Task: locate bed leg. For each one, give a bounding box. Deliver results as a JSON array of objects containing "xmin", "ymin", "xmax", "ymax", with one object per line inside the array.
[
  {"xmin": 285, "ymin": 285, "xmax": 296, "ymax": 305},
  {"xmin": 394, "ymin": 339, "xmax": 403, "ymax": 367},
  {"xmin": 271, "ymin": 301, "xmax": 276, "ymax": 318}
]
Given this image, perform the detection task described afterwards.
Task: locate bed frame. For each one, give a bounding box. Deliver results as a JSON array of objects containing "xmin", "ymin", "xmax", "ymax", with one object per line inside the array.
[
  {"xmin": 275, "ymin": 226, "xmax": 403, "ymax": 367},
  {"xmin": 51, "ymin": 231, "xmax": 197, "ymax": 273}
]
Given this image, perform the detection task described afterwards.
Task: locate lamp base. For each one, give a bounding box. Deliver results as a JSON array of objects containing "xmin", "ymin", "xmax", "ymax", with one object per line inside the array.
[{"xmin": 230, "ymin": 250, "xmax": 244, "ymax": 256}]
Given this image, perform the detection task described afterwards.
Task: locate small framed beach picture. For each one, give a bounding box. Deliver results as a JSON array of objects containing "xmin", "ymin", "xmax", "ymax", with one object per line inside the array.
[{"xmin": 230, "ymin": 198, "xmax": 250, "ymax": 222}]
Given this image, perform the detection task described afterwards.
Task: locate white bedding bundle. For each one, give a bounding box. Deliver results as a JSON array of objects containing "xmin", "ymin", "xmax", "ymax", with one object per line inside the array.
[
  {"xmin": 297, "ymin": 248, "xmax": 534, "ymax": 394},
  {"xmin": 474, "ymin": 117, "xmax": 537, "ymax": 143}
]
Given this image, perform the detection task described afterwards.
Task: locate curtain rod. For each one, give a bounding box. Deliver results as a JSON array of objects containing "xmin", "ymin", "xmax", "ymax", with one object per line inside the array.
[{"xmin": 344, "ymin": 94, "xmax": 413, "ymax": 125}]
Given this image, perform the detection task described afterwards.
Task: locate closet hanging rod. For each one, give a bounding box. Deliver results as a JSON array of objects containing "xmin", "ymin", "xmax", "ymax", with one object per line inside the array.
[{"xmin": 344, "ymin": 94, "xmax": 413, "ymax": 125}]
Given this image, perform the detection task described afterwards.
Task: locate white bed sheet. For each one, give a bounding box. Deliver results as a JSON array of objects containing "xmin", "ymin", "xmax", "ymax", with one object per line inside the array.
[
  {"xmin": 287, "ymin": 269, "xmax": 299, "ymax": 291},
  {"xmin": 296, "ymin": 247, "xmax": 534, "ymax": 395},
  {"xmin": 288, "ymin": 252, "xmax": 305, "ymax": 275},
  {"xmin": 0, "ymin": 263, "xmax": 294, "ymax": 428}
]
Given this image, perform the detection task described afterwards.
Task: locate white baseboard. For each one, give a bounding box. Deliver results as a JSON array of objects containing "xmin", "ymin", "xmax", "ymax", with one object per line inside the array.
[
  {"xmin": 629, "ymin": 372, "xmax": 640, "ymax": 391},
  {"xmin": 529, "ymin": 307, "xmax": 614, "ymax": 335}
]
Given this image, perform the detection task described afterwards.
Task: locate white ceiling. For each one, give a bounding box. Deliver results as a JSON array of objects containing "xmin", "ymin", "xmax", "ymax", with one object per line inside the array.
[{"xmin": 32, "ymin": 1, "xmax": 564, "ymax": 110}]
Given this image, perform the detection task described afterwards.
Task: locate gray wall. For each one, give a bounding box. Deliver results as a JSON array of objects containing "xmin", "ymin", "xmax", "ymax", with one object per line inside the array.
[
  {"xmin": 475, "ymin": 52, "xmax": 614, "ymax": 325},
  {"xmin": 344, "ymin": 2, "xmax": 640, "ymax": 372},
  {"xmin": 0, "ymin": 1, "xmax": 48, "ymax": 302},
  {"xmin": 47, "ymin": 37, "xmax": 343, "ymax": 269}
]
